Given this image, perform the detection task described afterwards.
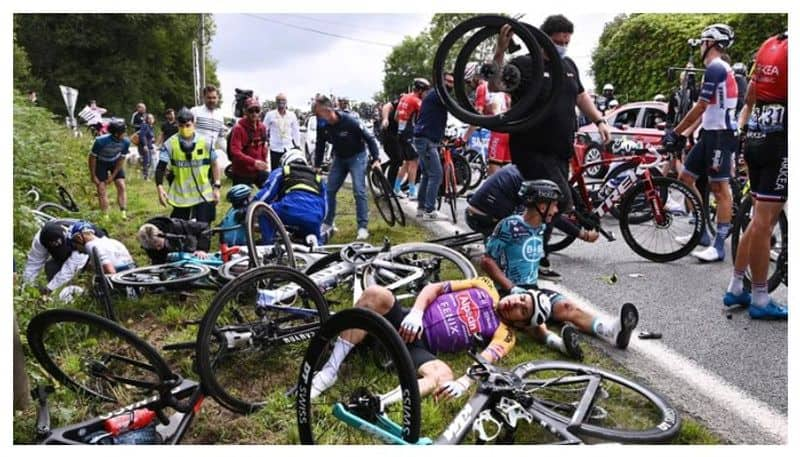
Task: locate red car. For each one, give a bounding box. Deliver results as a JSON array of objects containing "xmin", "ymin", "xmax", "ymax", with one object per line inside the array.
[{"xmin": 574, "ymin": 101, "xmax": 668, "ymax": 178}]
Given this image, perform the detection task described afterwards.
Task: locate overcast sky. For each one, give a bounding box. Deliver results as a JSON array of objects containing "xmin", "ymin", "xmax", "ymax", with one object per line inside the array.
[{"xmin": 210, "ymin": 12, "xmax": 617, "ymax": 116}]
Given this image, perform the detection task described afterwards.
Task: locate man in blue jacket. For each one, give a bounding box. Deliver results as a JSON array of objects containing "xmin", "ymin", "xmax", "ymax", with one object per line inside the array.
[
  {"xmin": 313, "ymin": 95, "xmax": 381, "ymax": 241},
  {"xmin": 256, "ymin": 148, "xmax": 328, "ymax": 245}
]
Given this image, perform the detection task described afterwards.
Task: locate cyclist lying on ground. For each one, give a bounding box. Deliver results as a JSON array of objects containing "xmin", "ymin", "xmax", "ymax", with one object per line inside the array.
[
  {"xmin": 70, "ymin": 221, "xmax": 135, "ymax": 274},
  {"xmin": 136, "ymin": 216, "xmax": 212, "ymax": 265},
  {"xmin": 253, "ymin": 149, "xmax": 329, "ymax": 246},
  {"xmin": 480, "ymin": 180, "xmax": 639, "ymax": 360},
  {"xmin": 311, "ymin": 276, "xmax": 557, "ymax": 402},
  {"xmin": 22, "ymin": 220, "xmax": 107, "ymax": 299}
]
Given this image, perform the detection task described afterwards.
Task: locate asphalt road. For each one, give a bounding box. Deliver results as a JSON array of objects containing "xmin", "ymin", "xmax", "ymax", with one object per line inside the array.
[{"xmin": 397, "ymin": 191, "xmax": 788, "ymax": 444}]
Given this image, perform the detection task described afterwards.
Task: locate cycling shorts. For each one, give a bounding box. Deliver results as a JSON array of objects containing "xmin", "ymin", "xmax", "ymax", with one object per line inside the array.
[
  {"xmin": 487, "ymin": 131, "xmax": 511, "ymax": 164},
  {"xmin": 399, "ymin": 137, "xmax": 419, "ymax": 161},
  {"xmin": 95, "ymin": 160, "xmax": 126, "ymax": 181},
  {"xmin": 683, "ymin": 130, "xmax": 735, "ymax": 182},
  {"xmin": 384, "ymin": 300, "xmax": 438, "ymax": 369},
  {"xmin": 744, "ymin": 131, "xmax": 787, "ymax": 202}
]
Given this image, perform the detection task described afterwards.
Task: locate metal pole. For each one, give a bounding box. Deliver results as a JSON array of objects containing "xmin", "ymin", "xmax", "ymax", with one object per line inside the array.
[{"xmin": 200, "ymin": 13, "xmax": 206, "ymax": 88}]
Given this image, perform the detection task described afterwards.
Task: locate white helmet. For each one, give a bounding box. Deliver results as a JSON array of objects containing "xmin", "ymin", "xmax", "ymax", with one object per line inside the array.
[
  {"xmin": 281, "ymin": 148, "xmax": 307, "ymax": 167},
  {"xmin": 464, "ymin": 62, "xmax": 480, "ymax": 80},
  {"xmin": 653, "ymin": 94, "xmax": 667, "ymax": 102},
  {"xmin": 700, "ymin": 23, "xmax": 734, "ymax": 49},
  {"xmin": 608, "ymin": 99, "xmax": 619, "ymax": 108},
  {"xmin": 603, "ymin": 83, "xmax": 614, "ymax": 92},
  {"xmin": 525, "ymin": 289, "xmax": 552, "ymax": 327}
]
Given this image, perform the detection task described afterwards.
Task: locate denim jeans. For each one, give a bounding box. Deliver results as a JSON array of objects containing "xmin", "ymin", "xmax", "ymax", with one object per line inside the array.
[
  {"xmin": 324, "ymin": 151, "xmax": 368, "ymax": 229},
  {"xmin": 414, "ymin": 137, "xmax": 442, "ymax": 213}
]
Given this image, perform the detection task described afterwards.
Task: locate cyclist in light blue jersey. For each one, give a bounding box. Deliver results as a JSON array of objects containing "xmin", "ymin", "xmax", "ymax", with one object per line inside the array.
[{"xmin": 89, "ymin": 118, "xmax": 130, "ymax": 219}]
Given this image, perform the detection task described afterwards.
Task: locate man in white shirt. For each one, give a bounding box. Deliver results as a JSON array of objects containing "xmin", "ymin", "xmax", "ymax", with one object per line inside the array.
[
  {"xmin": 70, "ymin": 221, "xmax": 136, "ymax": 274},
  {"xmin": 263, "ymin": 93, "xmax": 301, "ymax": 171},
  {"xmin": 191, "ymin": 85, "xmax": 228, "ymax": 165}
]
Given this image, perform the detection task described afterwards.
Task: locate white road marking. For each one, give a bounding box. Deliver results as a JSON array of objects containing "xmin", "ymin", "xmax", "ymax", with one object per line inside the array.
[{"xmin": 543, "ymin": 280, "xmax": 788, "ymax": 443}]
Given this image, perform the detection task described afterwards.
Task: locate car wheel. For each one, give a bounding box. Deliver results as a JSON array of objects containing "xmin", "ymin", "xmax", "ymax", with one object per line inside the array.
[{"xmin": 584, "ymin": 144, "xmax": 608, "ymax": 179}]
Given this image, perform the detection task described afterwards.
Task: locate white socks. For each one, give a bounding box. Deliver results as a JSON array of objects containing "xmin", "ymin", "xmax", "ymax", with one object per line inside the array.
[
  {"xmin": 545, "ymin": 332, "xmax": 566, "ymax": 354},
  {"xmin": 591, "ymin": 316, "xmax": 620, "ymax": 345},
  {"xmin": 727, "ymin": 268, "xmax": 745, "ymax": 295},
  {"xmin": 311, "ymin": 337, "xmax": 355, "ymax": 398}
]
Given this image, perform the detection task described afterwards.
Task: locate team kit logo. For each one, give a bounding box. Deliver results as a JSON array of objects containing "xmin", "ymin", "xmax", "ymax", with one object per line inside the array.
[{"xmin": 455, "ymin": 291, "xmax": 482, "ymax": 334}]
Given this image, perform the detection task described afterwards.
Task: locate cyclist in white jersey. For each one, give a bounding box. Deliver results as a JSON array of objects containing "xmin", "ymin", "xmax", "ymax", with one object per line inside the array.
[{"xmin": 663, "ymin": 24, "xmax": 738, "ymax": 262}]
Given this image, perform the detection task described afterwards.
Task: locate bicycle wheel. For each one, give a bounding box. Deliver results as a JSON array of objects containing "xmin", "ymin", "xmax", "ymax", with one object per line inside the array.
[
  {"xmin": 109, "ymin": 262, "xmax": 211, "ymax": 288},
  {"xmin": 605, "ymin": 163, "xmax": 664, "ymax": 223},
  {"xmin": 217, "ymin": 256, "xmax": 251, "ymax": 282},
  {"xmin": 443, "ymin": 162, "xmax": 459, "ymax": 223},
  {"xmin": 361, "ymin": 243, "xmax": 477, "ymax": 303},
  {"xmin": 388, "ymin": 187, "xmax": 407, "ymax": 227},
  {"xmin": 452, "ymin": 151, "xmax": 471, "ymax": 195},
  {"xmin": 297, "ymin": 308, "xmax": 421, "ymax": 444},
  {"xmin": 26, "ymin": 309, "xmax": 174, "ymax": 405},
  {"xmin": 35, "ymin": 202, "xmax": 74, "ymax": 218},
  {"xmin": 619, "ymin": 176, "xmax": 705, "ymax": 262},
  {"xmin": 57, "ymin": 185, "xmax": 80, "ymax": 212},
  {"xmin": 465, "ymin": 149, "xmax": 486, "ymax": 190},
  {"xmin": 513, "ymin": 360, "xmax": 681, "ymax": 443},
  {"xmin": 546, "ymin": 187, "xmax": 582, "ymax": 253},
  {"xmin": 730, "ymin": 195, "xmax": 787, "ymax": 292},
  {"xmin": 368, "ymin": 167, "xmax": 396, "ymax": 226},
  {"xmin": 246, "ymin": 201, "xmax": 296, "ymax": 269},
  {"xmin": 195, "ymin": 265, "xmax": 329, "ymax": 415},
  {"xmin": 89, "ymin": 247, "xmax": 117, "ymax": 321}
]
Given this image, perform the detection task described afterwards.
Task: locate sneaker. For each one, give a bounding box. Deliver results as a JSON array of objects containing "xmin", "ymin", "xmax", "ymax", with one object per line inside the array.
[
  {"xmin": 394, "ymin": 190, "xmax": 408, "ymax": 198},
  {"xmin": 675, "ymin": 232, "xmax": 711, "ymax": 247},
  {"xmin": 407, "ymin": 189, "xmax": 418, "ymax": 200},
  {"xmin": 691, "ymin": 245, "xmax": 724, "ymax": 262},
  {"xmin": 539, "ymin": 267, "xmax": 562, "ymax": 281},
  {"xmin": 561, "ymin": 325, "xmax": 583, "ymax": 361},
  {"xmin": 615, "ymin": 303, "xmax": 639, "ymax": 349},
  {"xmin": 416, "ymin": 208, "xmax": 425, "ymax": 218},
  {"xmin": 423, "ymin": 211, "xmax": 446, "ymax": 220},
  {"xmin": 310, "ymin": 371, "xmax": 338, "ymax": 399},
  {"xmin": 748, "ymin": 299, "xmax": 788, "ymax": 320},
  {"xmin": 120, "ymin": 210, "xmax": 127, "ymax": 220},
  {"xmin": 356, "ymin": 228, "xmax": 369, "ymax": 240},
  {"xmin": 723, "ymin": 291, "xmax": 751, "ymax": 307}
]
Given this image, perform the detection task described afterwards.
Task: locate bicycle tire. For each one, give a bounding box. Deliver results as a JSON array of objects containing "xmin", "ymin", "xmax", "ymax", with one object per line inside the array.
[
  {"xmin": 465, "ymin": 149, "xmax": 486, "ymax": 190},
  {"xmin": 297, "ymin": 307, "xmax": 420, "ymax": 444},
  {"xmin": 513, "ymin": 360, "xmax": 680, "ymax": 443},
  {"xmin": 452, "ymin": 151, "xmax": 471, "ymax": 196},
  {"xmin": 605, "ymin": 163, "xmax": 664, "ymax": 222},
  {"xmin": 195, "ymin": 265, "xmax": 329, "ymax": 414},
  {"xmin": 546, "ymin": 187, "xmax": 582, "ymax": 253},
  {"xmin": 26, "ymin": 308, "xmax": 174, "ymax": 404},
  {"xmin": 109, "ymin": 262, "xmax": 211, "ymax": 288},
  {"xmin": 730, "ymin": 195, "xmax": 787, "ymax": 292},
  {"xmin": 444, "ymin": 162, "xmax": 459, "ymax": 223},
  {"xmin": 389, "ymin": 190, "xmax": 406, "ymax": 226},
  {"xmin": 368, "ymin": 167, "xmax": 396, "ymax": 227},
  {"xmin": 91, "ymin": 247, "xmax": 117, "ymax": 321},
  {"xmin": 246, "ymin": 201, "xmax": 296, "ymax": 269},
  {"xmin": 618, "ymin": 176, "xmax": 705, "ymax": 262},
  {"xmin": 217, "ymin": 256, "xmax": 251, "ymax": 282},
  {"xmin": 361, "ymin": 242, "xmax": 477, "ymax": 291},
  {"xmin": 57, "ymin": 185, "xmax": 80, "ymax": 212}
]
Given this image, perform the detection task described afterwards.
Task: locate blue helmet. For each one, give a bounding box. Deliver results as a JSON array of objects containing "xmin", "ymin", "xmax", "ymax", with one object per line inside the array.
[
  {"xmin": 226, "ymin": 184, "xmax": 252, "ymax": 208},
  {"xmin": 69, "ymin": 221, "xmax": 94, "ymax": 238}
]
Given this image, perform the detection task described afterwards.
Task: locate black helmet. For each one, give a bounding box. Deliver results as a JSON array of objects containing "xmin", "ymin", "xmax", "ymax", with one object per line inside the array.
[
  {"xmin": 176, "ymin": 107, "xmax": 194, "ymax": 124},
  {"xmin": 108, "ymin": 118, "xmax": 126, "ymax": 135},
  {"xmin": 413, "ymin": 78, "xmax": 431, "ymax": 91},
  {"xmin": 518, "ymin": 179, "xmax": 562, "ymax": 206}
]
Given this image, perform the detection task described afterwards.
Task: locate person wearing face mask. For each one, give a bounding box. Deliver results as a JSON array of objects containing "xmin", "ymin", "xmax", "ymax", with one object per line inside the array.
[
  {"xmin": 155, "ymin": 108, "xmax": 222, "ymax": 224},
  {"xmin": 264, "ymin": 93, "xmax": 302, "ymax": 171},
  {"xmin": 492, "ymin": 14, "xmax": 610, "ymax": 280}
]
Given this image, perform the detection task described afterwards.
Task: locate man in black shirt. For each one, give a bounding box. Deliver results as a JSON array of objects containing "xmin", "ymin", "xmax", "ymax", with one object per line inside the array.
[
  {"xmin": 158, "ymin": 108, "xmax": 179, "ymax": 145},
  {"xmin": 492, "ymin": 15, "xmax": 609, "ymax": 278}
]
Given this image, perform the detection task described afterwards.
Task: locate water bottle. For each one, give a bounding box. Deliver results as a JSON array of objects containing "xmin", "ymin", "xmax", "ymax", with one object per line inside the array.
[{"xmin": 103, "ymin": 408, "xmax": 156, "ymax": 437}]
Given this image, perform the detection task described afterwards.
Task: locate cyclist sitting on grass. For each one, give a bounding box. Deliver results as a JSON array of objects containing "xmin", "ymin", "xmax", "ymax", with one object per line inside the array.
[
  {"xmin": 480, "ymin": 180, "xmax": 639, "ymax": 361},
  {"xmin": 136, "ymin": 217, "xmax": 211, "ymax": 265},
  {"xmin": 254, "ymin": 149, "xmax": 328, "ymax": 246},
  {"xmin": 311, "ymin": 276, "xmax": 553, "ymax": 402},
  {"xmin": 218, "ymin": 184, "xmax": 252, "ymax": 248}
]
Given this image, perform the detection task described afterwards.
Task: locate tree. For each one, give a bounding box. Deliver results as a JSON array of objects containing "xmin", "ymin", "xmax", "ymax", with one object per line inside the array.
[
  {"xmin": 590, "ymin": 13, "xmax": 787, "ymax": 103},
  {"xmin": 13, "ymin": 32, "xmax": 42, "ymax": 95},
  {"xmin": 14, "ymin": 14, "xmax": 219, "ymax": 120}
]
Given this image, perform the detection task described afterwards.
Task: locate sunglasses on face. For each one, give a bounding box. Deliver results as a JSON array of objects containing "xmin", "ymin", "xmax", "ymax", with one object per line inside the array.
[{"xmin": 247, "ymin": 108, "xmax": 261, "ymax": 114}]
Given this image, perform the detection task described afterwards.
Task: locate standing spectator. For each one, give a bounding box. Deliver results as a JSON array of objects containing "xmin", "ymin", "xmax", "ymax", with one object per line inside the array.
[
  {"xmin": 157, "ymin": 108, "xmax": 179, "ymax": 146},
  {"xmin": 131, "ymin": 102, "xmax": 147, "ymax": 134},
  {"xmin": 314, "ymin": 95, "xmax": 381, "ymax": 241},
  {"xmin": 595, "ymin": 83, "xmax": 618, "ymax": 115},
  {"xmin": 379, "ymin": 95, "xmax": 404, "ymax": 188},
  {"xmin": 155, "ymin": 108, "xmax": 221, "ymax": 223},
  {"xmin": 413, "ymin": 72, "xmax": 454, "ymax": 220},
  {"xmin": 492, "ymin": 15, "xmax": 610, "ymax": 279},
  {"xmin": 191, "ymin": 85, "xmax": 227, "ymax": 154},
  {"xmin": 461, "ymin": 65, "xmax": 512, "ymax": 177},
  {"xmin": 138, "ymin": 113, "xmax": 156, "ymax": 180},
  {"xmin": 393, "ymin": 78, "xmax": 430, "ymax": 199},
  {"xmin": 89, "ymin": 118, "xmax": 130, "ymax": 219},
  {"xmin": 723, "ymin": 32, "xmax": 788, "ymax": 319},
  {"xmin": 732, "ymin": 62, "xmax": 749, "ymax": 117},
  {"xmin": 264, "ymin": 93, "xmax": 302, "ymax": 171},
  {"xmin": 229, "ymin": 97, "xmax": 269, "ymax": 187}
]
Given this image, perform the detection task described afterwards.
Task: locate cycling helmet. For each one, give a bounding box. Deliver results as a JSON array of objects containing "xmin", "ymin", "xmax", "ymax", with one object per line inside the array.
[
  {"xmin": 603, "ymin": 83, "xmax": 614, "ymax": 92},
  {"xmin": 413, "ymin": 78, "xmax": 431, "ymax": 91},
  {"xmin": 518, "ymin": 179, "xmax": 562, "ymax": 206},
  {"xmin": 107, "ymin": 118, "xmax": 126, "ymax": 135},
  {"xmin": 732, "ymin": 62, "xmax": 747, "ymax": 76},
  {"xmin": 176, "ymin": 107, "xmax": 194, "ymax": 123},
  {"xmin": 700, "ymin": 23, "xmax": 734, "ymax": 49},
  {"xmin": 69, "ymin": 221, "xmax": 94, "ymax": 239},
  {"xmin": 525, "ymin": 289, "xmax": 552, "ymax": 327},
  {"xmin": 281, "ymin": 148, "xmax": 307, "ymax": 167},
  {"xmin": 464, "ymin": 62, "xmax": 480, "ymax": 80},
  {"xmin": 226, "ymin": 184, "xmax": 252, "ymax": 208},
  {"xmin": 653, "ymin": 94, "xmax": 667, "ymax": 102}
]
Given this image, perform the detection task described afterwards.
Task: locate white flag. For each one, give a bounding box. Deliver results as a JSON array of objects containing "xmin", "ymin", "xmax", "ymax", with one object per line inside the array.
[{"xmin": 59, "ymin": 85, "xmax": 79, "ymax": 119}]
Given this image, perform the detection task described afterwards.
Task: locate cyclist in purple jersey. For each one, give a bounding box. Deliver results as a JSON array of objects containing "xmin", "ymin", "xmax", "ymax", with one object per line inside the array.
[{"xmin": 309, "ymin": 277, "xmax": 557, "ymax": 403}]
